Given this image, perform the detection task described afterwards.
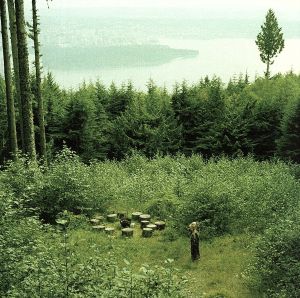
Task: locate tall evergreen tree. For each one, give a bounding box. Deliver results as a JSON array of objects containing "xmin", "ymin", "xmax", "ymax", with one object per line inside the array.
[
  {"xmin": 0, "ymin": 0, "xmax": 18, "ymax": 158},
  {"xmin": 7, "ymin": 0, "xmax": 24, "ymax": 150},
  {"xmin": 30, "ymin": 0, "xmax": 46, "ymax": 161},
  {"xmin": 277, "ymin": 96, "xmax": 300, "ymax": 163},
  {"xmin": 256, "ymin": 9, "xmax": 284, "ymax": 78},
  {"xmin": 15, "ymin": 0, "xmax": 36, "ymax": 160}
]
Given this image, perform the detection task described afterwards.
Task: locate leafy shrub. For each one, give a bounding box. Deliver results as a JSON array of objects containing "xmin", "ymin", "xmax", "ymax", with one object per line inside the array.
[
  {"xmin": 35, "ymin": 148, "xmax": 113, "ymax": 223},
  {"xmin": 247, "ymin": 215, "xmax": 300, "ymax": 297},
  {"xmin": 177, "ymin": 191, "xmax": 231, "ymax": 239},
  {"xmin": 1, "ymin": 155, "xmax": 43, "ymax": 215},
  {"xmin": 146, "ymin": 197, "xmax": 179, "ymax": 220}
]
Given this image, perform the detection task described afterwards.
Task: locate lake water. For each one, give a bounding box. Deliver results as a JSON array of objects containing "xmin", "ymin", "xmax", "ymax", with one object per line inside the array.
[{"xmin": 48, "ymin": 38, "xmax": 300, "ymax": 90}]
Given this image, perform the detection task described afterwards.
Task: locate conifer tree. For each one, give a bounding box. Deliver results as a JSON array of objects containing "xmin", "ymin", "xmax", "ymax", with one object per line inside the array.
[
  {"xmin": 277, "ymin": 97, "xmax": 300, "ymax": 163},
  {"xmin": 7, "ymin": 0, "xmax": 24, "ymax": 150},
  {"xmin": 30, "ymin": 0, "xmax": 46, "ymax": 161},
  {"xmin": 0, "ymin": 0, "xmax": 18, "ymax": 158},
  {"xmin": 256, "ymin": 9, "xmax": 284, "ymax": 78},
  {"xmin": 15, "ymin": 0, "xmax": 36, "ymax": 160}
]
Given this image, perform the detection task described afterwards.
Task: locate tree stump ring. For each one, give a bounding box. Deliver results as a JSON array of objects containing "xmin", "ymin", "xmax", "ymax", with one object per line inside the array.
[
  {"xmin": 155, "ymin": 221, "xmax": 166, "ymax": 230},
  {"xmin": 139, "ymin": 214, "xmax": 151, "ymax": 222},
  {"xmin": 105, "ymin": 227, "xmax": 115, "ymax": 235},
  {"xmin": 122, "ymin": 228, "xmax": 134, "ymax": 237},
  {"xmin": 140, "ymin": 220, "xmax": 150, "ymax": 229},
  {"xmin": 142, "ymin": 228, "xmax": 153, "ymax": 238},
  {"xmin": 92, "ymin": 225, "xmax": 105, "ymax": 232},
  {"xmin": 90, "ymin": 218, "xmax": 100, "ymax": 225},
  {"xmin": 131, "ymin": 212, "xmax": 142, "ymax": 221},
  {"xmin": 146, "ymin": 224, "xmax": 157, "ymax": 230},
  {"xmin": 107, "ymin": 214, "xmax": 117, "ymax": 222}
]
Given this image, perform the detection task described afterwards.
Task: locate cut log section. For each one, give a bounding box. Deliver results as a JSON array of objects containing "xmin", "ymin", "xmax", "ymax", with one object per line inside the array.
[
  {"xmin": 121, "ymin": 228, "xmax": 134, "ymax": 237},
  {"xmin": 94, "ymin": 215, "xmax": 104, "ymax": 222},
  {"xmin": 107, "ymin": 214, "xmax": 117, "ymax": 222},
  {"xmin": 131, "ymin": 212, "xmax": 142, "ymax": 221},
  {"xmin": 140, "ymin": 220, "xmax": 150, "ymax": 229},
  {"xmin": 92, "ymin": 225, "xmax": 105, "ymax": 232},
  {"xmin": 142, "ymin": 228, "xmax": 153, "ymax": 238},
  {"xmin": 146, "ymin": 224, "xmax": 157, "ymax": 230},
  {"xmin": 139, "ymin": 214, "xmax": 151, "ymax": 222},
  {"xmin": 90, "ymin": 218, "xmax": 100, "ymax": 225},
  {"xmin": 155, "ymin": 221, "xmax": 166, "ymax": 230},
  {"xmin": 105, "ymin": 227, "xmax": 115, "ymax": 235}
]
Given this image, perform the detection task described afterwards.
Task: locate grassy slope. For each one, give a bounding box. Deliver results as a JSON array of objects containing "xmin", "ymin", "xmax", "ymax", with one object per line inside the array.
[{"xmin": 69, "ymin": 224, "xmax": 262, "ymax": 298}]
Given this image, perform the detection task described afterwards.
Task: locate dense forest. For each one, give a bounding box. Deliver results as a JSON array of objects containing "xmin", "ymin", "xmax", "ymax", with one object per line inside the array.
[
  {"xmin": 0, "ymin": 1, "xmax": 300, "ymax": 297},
  {"xmin": 1, "ymin": 72, "xmax": 300, "ymax": 164}
]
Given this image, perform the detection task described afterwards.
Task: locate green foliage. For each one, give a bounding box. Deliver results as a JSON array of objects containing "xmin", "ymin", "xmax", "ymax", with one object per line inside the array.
[
  {"xmin": 277, "ymin": 95, "xmax": 300, "ymax": 163},
  {"xmin": 146, "ymin": 197, "xmax": 179, "ymax": 220},
  {"xmin": 247, "ymin": 215, "xmax": 300, "ymax": 297},
  {"xmin": 34, "ymin": 148, "xmax": 110, "ymax": 222},
  {"xmin": 256, "ymin": 9, "xmax": 285, "ymax": 77},
  {"xmin": 178, "ymin": 190, "xmax": 231, "ymax": 239},
  {"xmin": 3, "ymin": 73, "xmax": 300, "ymax": 163},
  {"xmin": 0, "ymin": 152, "xmax": 299, "ymax": 296}
]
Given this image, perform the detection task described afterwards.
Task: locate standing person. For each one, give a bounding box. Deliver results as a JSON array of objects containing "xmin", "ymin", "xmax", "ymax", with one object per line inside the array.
[{"xmin": 189, "ymin": 222, "xmax": 200, "ymax": 261}]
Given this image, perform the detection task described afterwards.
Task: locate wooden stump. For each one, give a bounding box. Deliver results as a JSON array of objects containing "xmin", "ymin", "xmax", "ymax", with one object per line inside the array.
[
  {"xmin": 131, "ymin": 212, "xmax": 142, "ymax": 221},
  {"xmin": 90, "ymin": 218, "xmax": 100, "ymax": 225},
  {"xmin": 94, "ymin": 215, "xmax": 104, "ymax": 222},
  {"xmin": 105, "ymin": 227, "xmax": 115, "ymax": 235},
  {"xmin": 139, "ymin": 214, "xmax": 151, "ymax": 222},
  {"xmin": 155, "ymin": 221, "xmax": 166, "ymax": 230},
  {"xmin": 121, "ymin": 228, "xmax": 134, "ymax": 237},
  {"xmin": 140, "ymin": 220, "xmax": 150, "ymax": 229},
  {"xmin": 142, "ymin": 228, "xmax": 153, "ymax": 238},
  {"xmin": 146, "ymin": 224, "xmax": 157, "ymax": 230},
  {"xmin": 92, "ymin": 225, "xmax": 105, "ymax": 232},
  {"xmin": 107, "ymin": 214, "xmax": 117, "ymax": 222}
]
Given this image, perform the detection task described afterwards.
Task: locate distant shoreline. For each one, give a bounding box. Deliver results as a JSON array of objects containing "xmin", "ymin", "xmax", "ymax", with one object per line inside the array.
[{"xmin": 42, "ymin": 44, "xmax": 199, "ymax": 70}]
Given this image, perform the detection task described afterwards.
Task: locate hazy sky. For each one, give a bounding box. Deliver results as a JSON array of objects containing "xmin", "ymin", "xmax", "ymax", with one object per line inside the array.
[
  {"xmin": 23, "ymin": 0, "xmax": 300, "ymax": 20},
  {"xmin": 27, "ymin": 0, "xmax": 300, "ymax": 10}
]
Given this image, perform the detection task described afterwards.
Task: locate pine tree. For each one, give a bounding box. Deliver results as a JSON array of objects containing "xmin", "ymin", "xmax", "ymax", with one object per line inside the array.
[
  {"xmin": 256, "ymin": 9, "xmax": 284, "ymax": 78},
  {"xmin": 7, "ymin": 0, "xmax": 24, "ymax": 150},
  {"xmin": 0, "ymin": 0, "xmax": 18, "ymax": 158},
  {"xmin": 30, "ymin": 0, "xmax": 46, "ymax": 161},
  {"xmin": 15, "ymin": 0, "xmax": 36, "ymax": 160},
  {"xmin": 277, "ymin": 97, "xmax": 300, "ymax": 163}
]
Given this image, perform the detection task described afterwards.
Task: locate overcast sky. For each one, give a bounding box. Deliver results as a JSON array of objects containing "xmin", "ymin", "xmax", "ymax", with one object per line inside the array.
[{"xmin": 28, "ymin": 0, "xmax": 300, "ymax": 9}]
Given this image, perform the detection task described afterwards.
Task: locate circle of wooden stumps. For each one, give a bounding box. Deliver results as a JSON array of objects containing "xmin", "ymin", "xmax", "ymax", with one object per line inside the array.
[
  {"xmin": 107, "ymin": 214, "xmax": 117, "ymax": 222},
  {"xmin": 90, "ymin": 211, "xmax": 166, "ymax": 239},
  {"xmin": 121, "ymin": 228, "xmax": 134, "ymax": 237}
]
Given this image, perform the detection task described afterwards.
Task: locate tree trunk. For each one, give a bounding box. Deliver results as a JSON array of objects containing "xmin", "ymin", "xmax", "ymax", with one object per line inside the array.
[
  {"xmin": 32, "ymin": 0, "xmax": 46, "ymax": 161},
  {"xmin": 15, "ymin": 0, "xmax": 36, "ymax": 160},
  {"xmin": 0, "ymin": 0, "xmax": 18, "ymax": 158},
  {"xmin": 266, "ymin": 55, "xmax": 270, "ymax": 79},
  {"xmin": 7, "ymin": 0, "xmax": 24, "ymax": 151}
]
